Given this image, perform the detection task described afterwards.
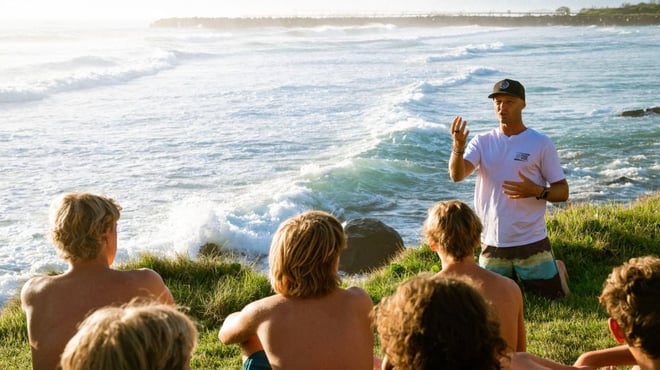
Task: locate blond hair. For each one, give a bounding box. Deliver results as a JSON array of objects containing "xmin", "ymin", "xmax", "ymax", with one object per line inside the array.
[
  {"xmin": 50, "ymin": 192, "xmax": 121, "ymax": 262},
  {"xmin": 268, "ymin": 210, "xmax": 346, "ymax": 298},
  {"xmin": 374, "ymin": 274, "xmax": 508, "ymax": 370},
  {"xmin": 423, "ymin": 200, "xmax": 482, "ymax": 261},
  {"xmin": 60, "ymin": 300, "xmax": 197, "ymax": 370},
  {"xmin": 599, "ymin": 255, "xmax": 660, "ymax": 358}
]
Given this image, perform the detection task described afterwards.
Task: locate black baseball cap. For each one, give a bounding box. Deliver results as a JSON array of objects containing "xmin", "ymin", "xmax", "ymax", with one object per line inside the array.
[{"xmin": 488, "ymin": 79, "xmax": 525, "ymax": 101}]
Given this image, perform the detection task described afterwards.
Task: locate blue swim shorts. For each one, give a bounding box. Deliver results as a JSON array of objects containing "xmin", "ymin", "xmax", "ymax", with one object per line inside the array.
[{"xmin": 243, "ymin": 350, "xmax": 272, "ymax": 370}]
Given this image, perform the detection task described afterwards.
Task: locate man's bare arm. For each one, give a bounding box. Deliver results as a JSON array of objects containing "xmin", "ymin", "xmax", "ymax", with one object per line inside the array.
[
  {"xmin": 546, "ymin": 179, "xmax": 569, "ymax": 203},
  {"xmin": 503, "ymin": 173, "xmax": 569, "ymax": 202},
  {"xmin": 448, "ymin": 116, "xmax": 475, "ymax": 182}
]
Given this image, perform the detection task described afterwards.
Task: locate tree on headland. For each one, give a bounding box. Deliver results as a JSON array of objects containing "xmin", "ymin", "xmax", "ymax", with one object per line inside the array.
[
  {"xmin": 578, "ymin": 1, "xmax": 660, "ymax": 15},
  {"xmin": 555, "ymin": 6, "xmax": 571, "ymax": 16}
]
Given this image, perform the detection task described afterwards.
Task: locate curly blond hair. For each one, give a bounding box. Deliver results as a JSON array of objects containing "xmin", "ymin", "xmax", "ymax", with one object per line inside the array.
[
  {"xmin": 269, "ymin": 210, "xmax": 346, "ymax": 298},
  {"xmin": 50, "ymin": 192, "xmax": 121, "ymax": 262},
  {"xmin": 423, "ymin": 200, "xmax": 482, "ymax": 261},
  {"xmin": 374, "ymin": 273, "xmax": 508, "ymax": 370},
  {"xmin": 599, "ymin": 255, "xmax": 660, "ymax": 358}
]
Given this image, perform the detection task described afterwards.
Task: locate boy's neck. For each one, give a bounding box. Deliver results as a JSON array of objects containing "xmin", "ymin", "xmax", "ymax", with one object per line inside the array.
[
  {"xmin": 68, "ymin": 255, "xmax": 112, "ymax": 272},
  {"xmin": 438, "ymin": 254, "xmax": 478, "ymax": 272}
]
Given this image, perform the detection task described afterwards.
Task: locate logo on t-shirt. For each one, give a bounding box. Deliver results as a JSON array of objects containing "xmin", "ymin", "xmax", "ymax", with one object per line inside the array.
[{"xmin": 514, "ymin": 152, "xmax": 530, "ymax": 161}]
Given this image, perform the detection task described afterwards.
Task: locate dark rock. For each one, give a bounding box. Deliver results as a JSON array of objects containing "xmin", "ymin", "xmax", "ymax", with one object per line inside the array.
[
  {"xmin": 620, "ymin": 109, "xmax": 645, "ymax": 117},
  {"xmin": 604, "ymin": 176, "xmax": 638, "ymax": 185},
  {"xmin": 198, "ymin": 242, "xmax": 224, "ymax": 257},
  {"xmin": 339, "ymin": 218, "xmax": 405, "ymax": 274},
  {"xmin": 620, "ymin": 106, "xmax": 660, "ymax": 117}
]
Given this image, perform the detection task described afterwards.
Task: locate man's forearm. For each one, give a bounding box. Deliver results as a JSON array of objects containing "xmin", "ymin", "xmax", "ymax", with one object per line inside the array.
[
  {"xmin": 448, "ymin": 151, "xmax": 467, "ymax": 182},
  {"xmin": 545, "ymin": 180, "xmax": 569, "ymax": 203}
]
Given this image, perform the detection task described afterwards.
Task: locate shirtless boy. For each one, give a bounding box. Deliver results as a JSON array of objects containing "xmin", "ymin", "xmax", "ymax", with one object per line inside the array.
[
  {"xmin": 373, "ymin": 273, "xmax": 590, "ymax": 370},
  {"xmin": 21, "ymin": 192, "xmax": 174, "ymax": 370},
  {"xmin": 423, "ymin": 199, "xmax": 526, "ymax": 352},
  {"xmin": 574, "ymin": 255, "xmax": 660, "ymax": 370},
  {"xmin": 374, "ymin": 273, "xmax": 510, "ymax": 370},
  {"xmin": 218, "ymin": 210, "xmax": 374, "ymax": 370},
  {"xmin": 511, "ymin": 256, "xmax": 660, "ymax": 370}
]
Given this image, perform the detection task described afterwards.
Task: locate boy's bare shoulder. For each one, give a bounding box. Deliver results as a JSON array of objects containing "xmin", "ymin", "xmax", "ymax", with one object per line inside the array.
[
  {"xmin": 236, "ymin": 294, "xmax": 287, "ymax": 322},
  {"xmin": 345, "ymin": 286, "xmax": 371, "ymax": 299},
  {"xmin": 344, "ymin": 286, "xmax": 374, "ymax": 310},
  {"xmin": 120, "ymin": 267, "xmax": 165, "ymax": 281},
  {"xmin": 20, "ymin": 275, "xmax": 55, "ymax": 306},
  {"xmin": 22, "ymin": 274, "xmax": 52, "ymax": 290},
  {"xmin": 483, "ymin": 268, "xmax": 521, "ymax": 292},
  {"xmin": 116, "ymin": 267, "xmax": 174, "ymax": 303}
]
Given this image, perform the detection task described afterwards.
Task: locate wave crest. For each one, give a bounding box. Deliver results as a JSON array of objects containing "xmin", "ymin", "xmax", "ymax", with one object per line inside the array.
[{"xmin": 0, "ymin": 50, "xmax": 217, "ymax": 104}]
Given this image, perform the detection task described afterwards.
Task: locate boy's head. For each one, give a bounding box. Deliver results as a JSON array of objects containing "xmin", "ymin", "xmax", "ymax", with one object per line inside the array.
[
  {"xmin": 374, "ymin": 274, "xmax": 508, "ymax": 370},
  {"xmin": 269, "ymin": 210, "xmax": 346, "ymax": 298},
  {"xmin": 600, "ymin": 255, "xmax": 660, "ymax": 359},
  {"xmin": 423, "ymin": 200, "xmax": 482, "ymax": 261},
  {"xmin": 60, "ymin": 300, "xmax": 197, "ymax": 370},
  {"xmin": 50, "ymin": 192, "xmax": 121, "ymax": 262}
]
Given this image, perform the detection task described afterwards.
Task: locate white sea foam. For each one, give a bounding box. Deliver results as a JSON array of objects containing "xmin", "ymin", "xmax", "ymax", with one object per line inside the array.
[
  {"xmin": 0, "ymin": 23, "xmax": 658, "ymax": 307},
  {"xmin": 0, "ymin": 50, "xmax": 220, "ymax": 104}
]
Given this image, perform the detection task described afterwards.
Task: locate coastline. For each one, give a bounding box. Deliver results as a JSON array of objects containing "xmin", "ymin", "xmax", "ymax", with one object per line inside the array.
[{"xmin": 151, "ymin": 14, "xmax": 660, "ymax": 29}]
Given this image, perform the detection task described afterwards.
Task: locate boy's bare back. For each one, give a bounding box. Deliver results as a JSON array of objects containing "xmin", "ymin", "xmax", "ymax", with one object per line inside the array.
[
  {"xmin": 21, "ymin": 262, "xmax": 173, "ymax": 370},
  {"xmin": 220, "ymin": 210, "xmax": 374, "ymax": 370},
  {"xmin": 424, "ymin": 200, "xmax": 526, "ymax": 352},
  {"xmin": 21, "ymin": 192, "xmax": 175, "ymax": 370},
  {"xmin": 220, "ymin": 286, "xmax": 374, "ymax": 370},
  {"xmin": 439, "ymin": 263, "xmax": 525, "ymax": 352}
]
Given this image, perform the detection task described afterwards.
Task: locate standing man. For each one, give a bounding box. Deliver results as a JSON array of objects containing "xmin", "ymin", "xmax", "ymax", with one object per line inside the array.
[{"xmin": 448, "ymin": 78, "xmax": 570, "ymax": 299}]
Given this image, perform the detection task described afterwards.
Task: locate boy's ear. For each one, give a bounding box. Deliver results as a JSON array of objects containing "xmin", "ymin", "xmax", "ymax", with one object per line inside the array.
[
  {"xmin": 428, "ymin": 242, "xmax": 437, "ymax": 252},
  {"xmin": 608, "ymin": 317, "xmax": 626, "ymax": 344}
]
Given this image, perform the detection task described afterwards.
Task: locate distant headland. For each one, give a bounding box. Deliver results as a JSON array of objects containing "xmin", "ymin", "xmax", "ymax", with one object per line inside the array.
[{"xmin": 151, "ymin": 3, "xmax": 660, "ymax": 28}]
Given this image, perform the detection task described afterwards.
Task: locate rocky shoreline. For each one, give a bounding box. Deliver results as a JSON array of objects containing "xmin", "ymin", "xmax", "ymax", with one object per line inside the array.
[{"xmin": 151, "ymin": 14, "xmax": 660, "ymax": 29}]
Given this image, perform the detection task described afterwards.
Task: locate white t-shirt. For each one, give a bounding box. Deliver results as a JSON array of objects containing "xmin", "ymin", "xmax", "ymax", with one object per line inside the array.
[{"xmin": 464, "ymin": 127, "xmax": 565, "ymax": 247}]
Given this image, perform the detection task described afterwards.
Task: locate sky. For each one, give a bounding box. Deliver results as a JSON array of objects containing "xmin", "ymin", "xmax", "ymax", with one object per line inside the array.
[{"xmin": 0, "ymin": 0, "xmax": 633, "ymax": 22}]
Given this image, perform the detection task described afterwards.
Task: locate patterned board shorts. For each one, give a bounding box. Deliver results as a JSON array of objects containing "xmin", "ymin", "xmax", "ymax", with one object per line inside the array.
[{"xmin": 479, "ymin": 237, "xmax": 566, "ymax": 299}]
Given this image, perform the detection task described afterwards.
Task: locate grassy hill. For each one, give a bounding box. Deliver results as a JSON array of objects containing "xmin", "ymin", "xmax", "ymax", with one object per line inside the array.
[{"xmin": 1, "ymin": 192, "xmax": 658, "ymax": 369}]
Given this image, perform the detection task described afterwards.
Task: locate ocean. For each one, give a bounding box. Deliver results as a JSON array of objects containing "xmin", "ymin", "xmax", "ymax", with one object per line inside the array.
[{"xmin": 0, "ymin": 20, "xmax": 658, "ymax": 306}]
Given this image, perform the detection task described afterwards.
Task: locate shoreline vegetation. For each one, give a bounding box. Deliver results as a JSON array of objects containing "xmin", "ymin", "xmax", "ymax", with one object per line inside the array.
[
  {"xmin": 1, "ymin": 192, "xmax": 658, "ymax": 369},
  {"xmin": 151, "ymin": 3, "xmax": 660, "ymax": 28}
]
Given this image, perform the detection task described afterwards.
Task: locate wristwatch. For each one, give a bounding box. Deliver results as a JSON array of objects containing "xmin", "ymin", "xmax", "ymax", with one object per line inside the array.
[{"xmin": 536, "ymin": 187, "xmax": 550, "ymax": 200}]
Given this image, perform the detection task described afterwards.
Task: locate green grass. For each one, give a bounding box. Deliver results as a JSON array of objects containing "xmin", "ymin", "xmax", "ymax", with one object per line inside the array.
[{"xmin": 1, "ymin": 193, "xmax": 658, "ymax": 369}]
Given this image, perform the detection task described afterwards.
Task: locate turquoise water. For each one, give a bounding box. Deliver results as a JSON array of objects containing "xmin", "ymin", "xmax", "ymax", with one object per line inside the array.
[{"xmin": 0, "ymin": 21, "xmax": 658, "ymax": 304}]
